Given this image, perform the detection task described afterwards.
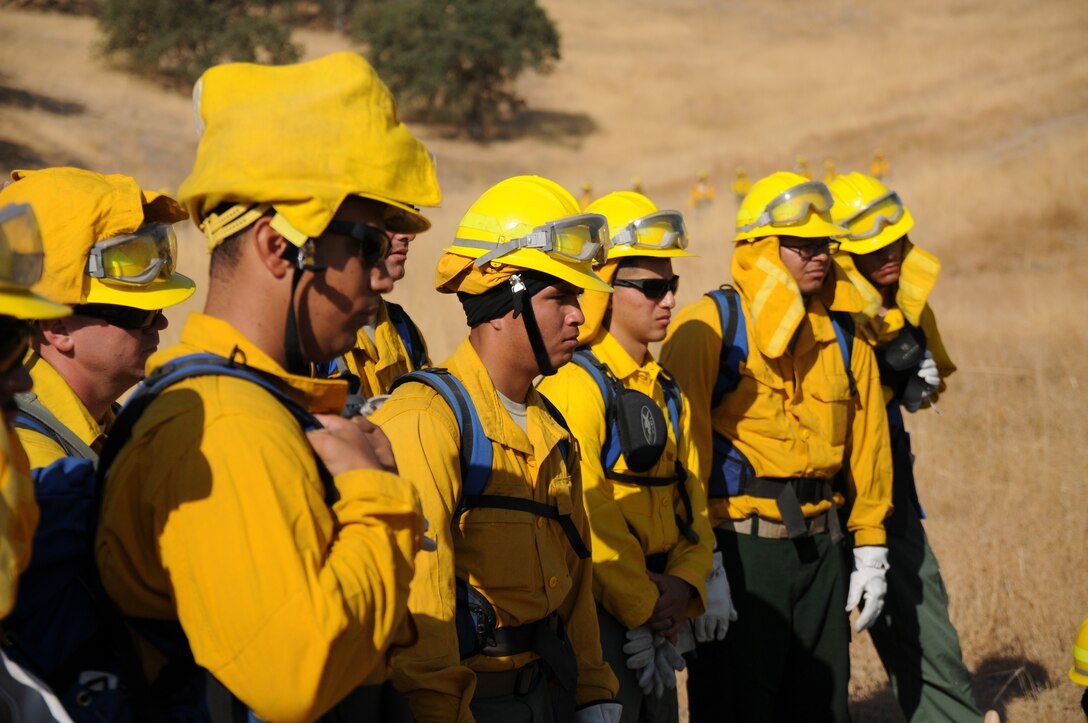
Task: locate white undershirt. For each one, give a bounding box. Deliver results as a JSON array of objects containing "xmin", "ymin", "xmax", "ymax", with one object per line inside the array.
[{"xmin": 496, "ymin": 390, "xmax": 529, "ymax": 434}]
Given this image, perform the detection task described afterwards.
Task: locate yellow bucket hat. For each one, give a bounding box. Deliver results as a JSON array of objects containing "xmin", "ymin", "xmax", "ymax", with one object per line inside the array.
[
  {"xmin": 0, "ymin": 168, "xmax": 195, "ymax": 311},
  {"xmin": 179, "ymin": 52, "xmax": 442, "ymax": 249}
]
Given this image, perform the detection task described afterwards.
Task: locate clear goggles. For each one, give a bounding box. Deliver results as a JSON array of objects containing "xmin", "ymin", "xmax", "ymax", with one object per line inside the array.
[
  {"xmin": 467, "ymin": 213, "xmax": 609, "ymax": 267},
  {"xmin": 0, "ymin": 203, "xmax": 45, "ymax": 288},
  {"xmin": 611, "ymin": 210, "xmax": 688, "ymax": 251},
  {"xmin": 736, "ymin": 181, "xmax": 834, "ymax": 234},
  {"xmin": 86, "ymin": 223, "xmax": 177, "ymax": 285},
  {"xmin": 840, "ymin": 191, "xmax": 905, "ymax": 240}
]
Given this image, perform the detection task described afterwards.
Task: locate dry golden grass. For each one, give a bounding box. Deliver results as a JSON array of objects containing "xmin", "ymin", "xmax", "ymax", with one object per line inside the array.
[{"xmin": 1, "ymin": 1, "xmax": 1086, "ymax": 719}]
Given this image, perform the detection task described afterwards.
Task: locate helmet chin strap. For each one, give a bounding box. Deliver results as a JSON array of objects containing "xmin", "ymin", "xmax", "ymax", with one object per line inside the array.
[
  {"xmin": 282, "ymin": 240, "xmax": 327, "ymax": 376},
  {"xmin": 509, "ymin": 273, "xmax": 555, "ymax": 377}
]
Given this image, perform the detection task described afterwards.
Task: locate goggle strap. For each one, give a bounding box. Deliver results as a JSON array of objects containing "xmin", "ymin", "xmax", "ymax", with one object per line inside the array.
[{"xmin": 201, "ymin": 204, "xmax": 273, "ymax": 248}]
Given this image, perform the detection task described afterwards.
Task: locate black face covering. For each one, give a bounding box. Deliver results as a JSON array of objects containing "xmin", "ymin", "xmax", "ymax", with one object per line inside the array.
[{"xmin": 458, "ymin": 270, "xmax": 563, "ymax": 376}]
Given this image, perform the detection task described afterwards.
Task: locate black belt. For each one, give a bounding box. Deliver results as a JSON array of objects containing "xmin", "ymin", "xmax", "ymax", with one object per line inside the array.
[
  {"xmin": 739, "ymin": 474, "xmax": 843, "ymax": 542},
  {"xmin": 473, "ymin": 660, "xmax": 544, "ymax": 699}
]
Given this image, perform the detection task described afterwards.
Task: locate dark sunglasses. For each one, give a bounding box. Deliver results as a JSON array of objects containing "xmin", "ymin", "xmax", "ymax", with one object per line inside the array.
[
  {"xmin": 75, "ymin": 304, "xmax": 163, "ymax": 331},
  {"xmin": 324, "ymin": 220, "xmax": 391, "ymax": 267},
  {"xmin": 0, "ymin": 319, "xmax": 31, "ymax": 375},
  {"xmin": 612, "ymin": 275, "xmax": 680, "ymax": 300}
]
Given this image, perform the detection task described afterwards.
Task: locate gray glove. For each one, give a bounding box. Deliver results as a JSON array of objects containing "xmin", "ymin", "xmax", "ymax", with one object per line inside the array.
[
  {"xmin": 623, "ymin": 626, "xmax": 656, "ymax": 670},
  {"xmin": 574, "ymin": 701, "xmax": 623, "ymax": 723}
]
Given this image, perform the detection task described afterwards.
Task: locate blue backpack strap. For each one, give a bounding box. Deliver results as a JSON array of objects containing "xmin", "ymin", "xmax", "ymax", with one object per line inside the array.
[
  {"xmin": 707, "ymin": 287, "xmax": 748, "ymax": 407},
  {"xmin": 571, "ymin": 349, "xmax": 623, "ymax": 469},
  {"xmin": 385, "ymin": 301, "xmax": 428, "ymax": 371},
  {"xmin": 391, "ymin": 369, "xmax": 589, "ymax": 559},
  {"xmin": 11, "ymin": 392, "xmax": 99, "ymax": 461},
  {"xmin": 829, "ymin": 311, "xmax": 858, "ymax": 397},
  {"xmin": 391, "ymin": 369, "xmax": 492, "ymax": 503}
]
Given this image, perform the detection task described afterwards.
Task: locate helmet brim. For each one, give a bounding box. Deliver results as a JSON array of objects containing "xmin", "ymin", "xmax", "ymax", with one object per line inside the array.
[
  {"xmin": 84, "ymin": 272, "xmax": 197, "ymax": 310},
  {"xmin": 836, "ymin": 209, "xmax": 915, "ymax": 255},
  {"xmin": 443, "ymin": 246, "xmax": 613, "ymax": 294},
  {"xmin": 0, "ymin": 287, "xmax": 71, "ymax": 320},
  {"xmin": 734, "ymin": 213, "xmax": 849, "ymax": 243}
]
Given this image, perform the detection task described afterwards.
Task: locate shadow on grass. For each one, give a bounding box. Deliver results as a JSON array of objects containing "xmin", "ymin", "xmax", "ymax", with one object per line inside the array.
[
  {"xmin": 0, "ymin": 84, "xmax": 85, "ymax": 116},
  {"xmin": 0, "ymin": 139, "xmax": 84, "ymax": 171},
  {"xmin": 428, "ymin": 108, "xmax": 597, "ymax": 146}
]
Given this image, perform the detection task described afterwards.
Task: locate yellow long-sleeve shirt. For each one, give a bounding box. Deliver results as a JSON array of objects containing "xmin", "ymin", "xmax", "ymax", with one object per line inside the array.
[
  {"xmin": 373, "ymin": 338, "xmax": 618, "ymax": 723},
  {"xmin": 95, "ymin": 313, "xmax": 425, "ymax": 723},
  {"xmin": 661, "ymin": 245, "xmax": 893, "ymax": 547},
  {"xmin": 538, "ymin": 331, "xmax": 713, "ymax": 630},
  {"xmin": 15, "ymin": 352, "xmax": 114, "ymax": 467},
  {"xmin": 340, "ymin": 300, "xmax": 430, "ymax": 398},
  {"xmin": 0, "ymin": 424, "xmax": 38, "ymax": 619}
]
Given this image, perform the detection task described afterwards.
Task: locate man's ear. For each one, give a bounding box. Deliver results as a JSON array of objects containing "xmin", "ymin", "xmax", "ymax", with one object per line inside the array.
[
  {"xmin": 37, "ymin": 317, "xmax": 75, "ymax": 353},
  {"xmin": 251, "ymin": 215, "xmax": 295, "ymax": 279}
]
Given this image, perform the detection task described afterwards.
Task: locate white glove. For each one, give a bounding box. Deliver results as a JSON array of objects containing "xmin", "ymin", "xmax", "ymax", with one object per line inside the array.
[
  {"xmin": 917, "ymin": 350, "xmax": 940, "ymax": 387},
  {"xmin": 635, "ymin": 657, "xmax": 656, "ymax": 696},
  {"xmin": 574, "ymin": 701, "xmax": 623, "ymax": 723},
  {"xmin": 846, "ymin": 546, "xmax": 889, "ymax": 632},
  {"xmin": 692, "ymin": 551, "xmax": 738, "ymax": 642},
  {"xmin": 651, "ymin": 639, "xmax": 675, "ymax": 698},
  {"xmin": 622, "ymin": 626, "xmax": 656, "ymax": 670}
]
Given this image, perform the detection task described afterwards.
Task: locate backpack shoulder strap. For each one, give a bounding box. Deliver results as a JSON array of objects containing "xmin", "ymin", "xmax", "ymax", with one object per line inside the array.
[
  {"xmin": 571, "ymin": 348, "xmax": 623, "ymax": 468},
  {"xmin": 385, "ymin": 301, "xmax": 428, "ymax": 371},
  {"xmin": 829, "ymin": 311, "xmax": 858, "ymax": 397},
  {"xmin": 537, "ymin": 393, "xmax": 572, "ymax": 470},
  {"xmin": 98, "ymin": 353, "xmax": 333, "ymax": 504},
  {"xmin": 11, "ymin": 391, "xmax": 99, "ymax": 461},
  {"xmin": 706, "ymin": 286, "xmax": 748, "ymax": 407},
  {"xmin": 391, "ymin": 369, "xmax": 492, "ymax": 502}
]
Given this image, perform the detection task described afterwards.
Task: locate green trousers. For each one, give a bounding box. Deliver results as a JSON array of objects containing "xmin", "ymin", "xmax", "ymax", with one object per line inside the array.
[
  {"xmin": 597, "ymin": 603, "xmax": 679, "ymax": 723},
  {"xmin": 861, "ymin": 429, "xmax": 984, "ymax": 722},
  {"xmin": 686, "ymin": 527, "xmax": 850, "ymax": 723}
]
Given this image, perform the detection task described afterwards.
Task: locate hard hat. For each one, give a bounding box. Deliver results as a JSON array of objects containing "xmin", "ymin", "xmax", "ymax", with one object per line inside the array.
[
  {"xmin": 1071, "ymin": 618, "xmax": 1088, "ymax": 686},
  {"xmin": 698, "ymin": 170, "xmax": 709, "ymax": 180},
  {"xmin": 0, "ymin": 168, "xmax": 196, "ymax": 311},
  {"xmin": 179, "ymin": 52, "xmax": 441, "ymax": 250},
  {"xmin": 829, "ymin": 172, "xmax": 914, "ymax": 255},
  {"xmin": 0, "ymin": 203, "xmax": 70, "ymax": 319},
  {"xmin": 733, "ymin": 171, "xmax": 847, "ymax": 243},
  {"xmin": 737, "ymin": 167, "xmax": 747, "ymax": 177},
  {"xmin": 586, "ymin": 192, "xmax": 695, "ymax": 262},
  {"xmin": 442, "ymin": 175, "xmax": 611, "ymax": 294}
]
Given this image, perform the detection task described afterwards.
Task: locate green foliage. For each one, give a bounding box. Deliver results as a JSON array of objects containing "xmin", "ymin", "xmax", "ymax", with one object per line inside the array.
[
  {"xmin": 352, "ymin": 0, "xmax": 561, "ymax": 137},
  {"xmin": 99, "ymin": 0, "xmax": 301, "ymax": 86}
]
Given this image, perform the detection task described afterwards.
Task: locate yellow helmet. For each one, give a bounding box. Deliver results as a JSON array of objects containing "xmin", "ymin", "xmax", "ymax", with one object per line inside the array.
[
  {"xmin": 444, "ymin": 175, "xmax": 611, "ymax": 293},
  {"xmin": 0, "ymin": 168, "xmax": 196, "ymax": 312},
  {"xmin": 586, "ymin": 192, "xmax": 695, "ymax": 263},
  {"xmin": 829, "ymin": 172, "xmax": 914, "ymax": 255},
  {"xmin": 179, "ymin": 52, "xmax": 441, "ymax": 249},
  {"xmin": 733, "ymin": 171, "xmax": 847, "ymax": 243},
  {"xmin": 0, "ymin": 203, "xmax": 70, "ymax": 320},
  {"xmin": 1071, "ymin": 617, "xmax": 1088, "ymax": 686}
]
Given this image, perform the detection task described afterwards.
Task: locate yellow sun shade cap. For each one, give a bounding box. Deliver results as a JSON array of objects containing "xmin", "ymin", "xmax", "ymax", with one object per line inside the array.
[
  {"xmin": 179, "ymin": 52, "xmax": 441, "ymax": 249},
  {"xmin": 0, "ymin": 202, "xmax": 70, "ymax": 319},
  {"xmin": 829, "ymin": 172, "xmax": 914, "ymax": 254},
  {"xmin": 0, "ymin": 168, "xmax": 195, "ymax": 311},
  {"xmin": 440, "ymin": 175, "xmax": 611, "ymax": 294}
]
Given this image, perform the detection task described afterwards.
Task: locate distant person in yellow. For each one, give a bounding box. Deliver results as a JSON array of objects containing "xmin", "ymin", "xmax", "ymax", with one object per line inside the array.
[
  {"xmin": 794, "ymin": 155, "xmax": 812, "ymax": 179},
  {"xmin": 730, "ymin": 167, "xmax": 750, "ymax": 204},
  {"xmin": 374, "ymin": 176, "xmax": 620, "ymax": 723},
  {"xmin": 831, "ymin": 172, "xmax": 998, "ymax": 723},
  {"xmin": 95, "ymin": 52, "xmax": 437, "ymax": 721},
  {"xmin": 581, "ymin": 180, "xmax": 595, "ymax": 209},
  {"xmin": 0, "ymin": 168, "xmax": 195, "ymax": 468},
  {"xmin": 631, "ymin": 176, "xmax": 644, "ymax": 194},
  {"xmin": 1071, "ymin": 618, "xmax": 1088, "ymax": 718},
  {"xmin": 870, "ymin": 148, "xmax": 891, "ymax": 179},
  {"xmin": 823, "ymin": 157, "xmax": 837, "ymax": 184},
  {"xmin": 0, "ymin": 202, "xmax": 74, "ymax": 723},
  {"xmin": 320, "ymin": 220, "xmax": 432, "ymax": 405},
  {"xmin": 689, "ymin": 170, "xmax": 714, "ymax": 210},
  {"xmin": 662, "ymin": 171, "xmax": 893, "ymax": 722},
  {"xmin": 539, "ymin": 192, "xmax": 716, "ymax": 722}
]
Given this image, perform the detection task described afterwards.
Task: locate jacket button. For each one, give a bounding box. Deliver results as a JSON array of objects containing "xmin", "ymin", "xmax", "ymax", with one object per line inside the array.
[
  {"xmin": 548, "ymin": 576, "xmax": 558, "ymax": 588},
  {"xmin": 537, "ymin": 517, "xmax": 546, "ymax": 528}
]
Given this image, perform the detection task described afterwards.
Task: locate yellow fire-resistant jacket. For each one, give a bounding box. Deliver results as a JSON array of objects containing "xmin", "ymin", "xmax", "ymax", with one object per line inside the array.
[
  {"xmin": 661, "ymin": 240, "xmax": 893, "ymax": 547},
  {"xmin": 0, "ymin": 425, "xmax": 38, "ymax": 619},
  {"xmin": 95, "ymin": 313, "xmax": 426, "ymax": 723},
  {"xmin": 16, "ymin": 352, "xmax": 116, "ymax": 468},
  {"xmin": 838, "ymin": 243, "xmax": 956, "ymax": 408},
  {"xmin": 373, "ymin": 339, "xmax": 619, "ymax": 723},
  {"xmin": 538, "ymin": 331, "xmax": 713, "ymax": 630},
  {"xmin": 340, "ymin": 301, "xmax": 431, "ymax": 399}
]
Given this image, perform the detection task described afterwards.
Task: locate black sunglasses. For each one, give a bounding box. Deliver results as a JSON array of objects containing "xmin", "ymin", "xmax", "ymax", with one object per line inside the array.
[
  {"xmin": 612, "ymin": 275, "xmax": 680, "ymax": 300},
  {"xmin": 324, "ymin": 220, "xmax": 391, "ymax": 267},
  {"xmin": 75, "ymin": 304, "xmax": 162, "ymax": 331},
  {"xmin": 0, "ymin": 319, "xmax": 31, "ymax": 375}
]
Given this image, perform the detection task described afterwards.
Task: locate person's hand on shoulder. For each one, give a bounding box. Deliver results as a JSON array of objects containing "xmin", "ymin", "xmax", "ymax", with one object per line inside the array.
[{"xmin": 309, "ymin": 414, "xmax": 398, "ymax": 476}]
